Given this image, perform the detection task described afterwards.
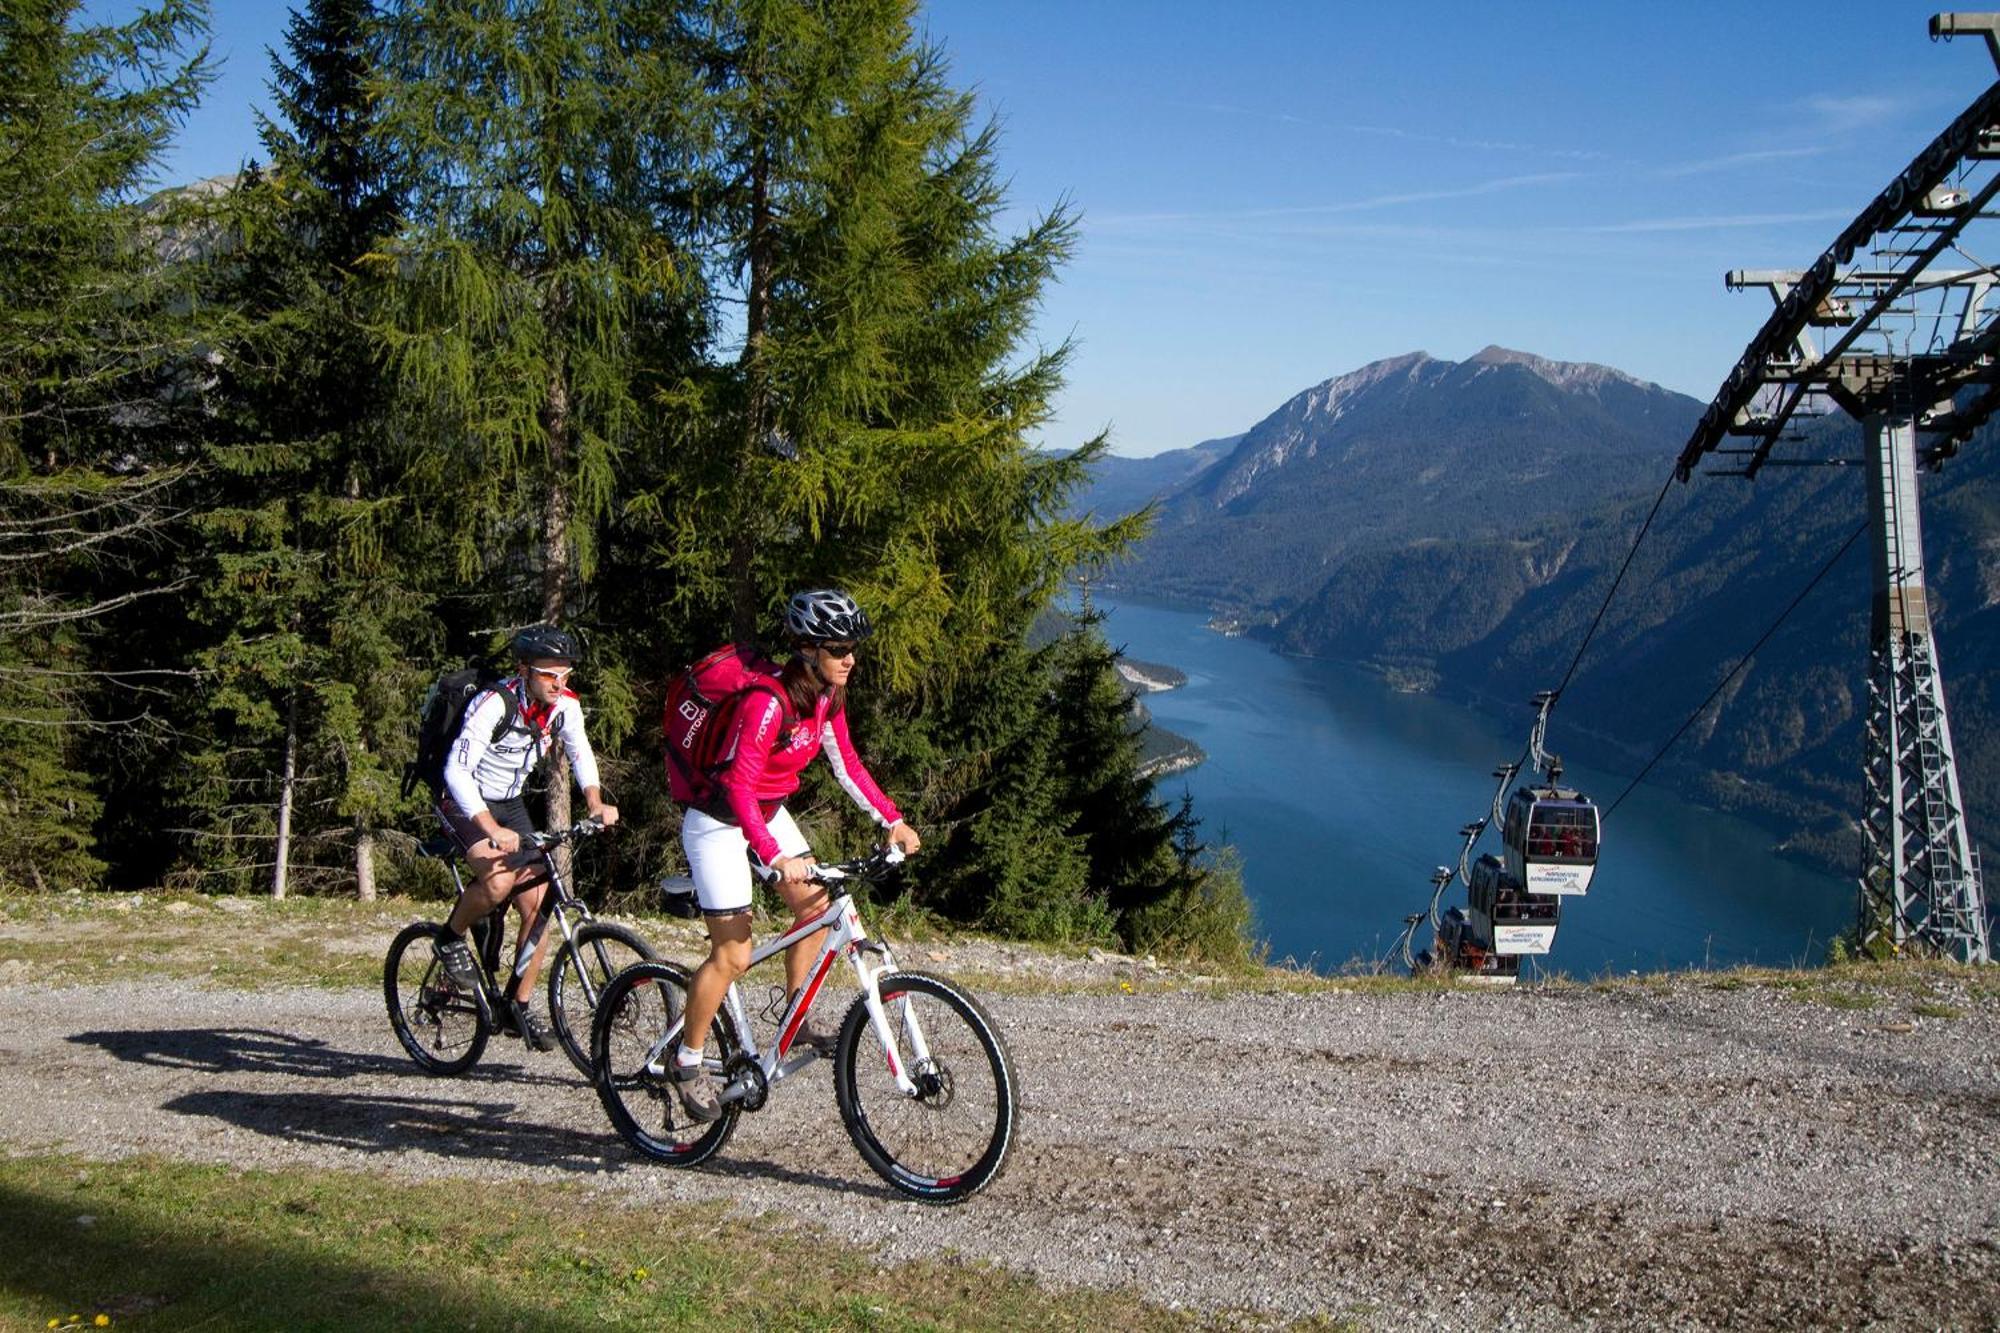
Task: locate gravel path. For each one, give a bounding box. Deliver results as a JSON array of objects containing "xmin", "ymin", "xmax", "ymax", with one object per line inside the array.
[{"xmin": 3, "ymin": 964, "xmax": 1997, "ymax": 1329}]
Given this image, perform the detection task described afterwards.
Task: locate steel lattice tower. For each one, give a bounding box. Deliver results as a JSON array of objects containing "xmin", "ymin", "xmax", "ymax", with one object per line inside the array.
[
  {"xmin": 1856, "ymin": 410, "xmax": 1986, "ymax": 961},
  {"xmin": 1678, "ymin": 14, "xmax": 2000, "ymax": 963}
]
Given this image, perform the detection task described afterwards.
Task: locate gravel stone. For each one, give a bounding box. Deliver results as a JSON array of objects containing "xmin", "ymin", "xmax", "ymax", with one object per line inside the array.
[{"xmin": 1, "ymin": 952, "xmax": 1996, "ymax": 1329}]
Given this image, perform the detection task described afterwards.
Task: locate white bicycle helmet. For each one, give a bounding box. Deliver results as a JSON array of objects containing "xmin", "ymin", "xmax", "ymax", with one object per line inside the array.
[{"xmin": 783, "ymin": 588, "xmax": 873, "ymax": 643}]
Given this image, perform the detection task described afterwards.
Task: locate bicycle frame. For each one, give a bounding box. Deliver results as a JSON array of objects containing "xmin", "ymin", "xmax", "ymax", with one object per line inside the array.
[
  {"xmin": 642, "ymin": 876, "xmax": 932, "ymax": 1104},
  {"xmin": 437, "ymin": 824, "xmax": 600, "ymax": 1013}
]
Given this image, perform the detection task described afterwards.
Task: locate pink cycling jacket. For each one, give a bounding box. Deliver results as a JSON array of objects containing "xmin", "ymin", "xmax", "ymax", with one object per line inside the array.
[{"xmin": 719, "ymin": 690, "xmax": 901, "ymax": 864}]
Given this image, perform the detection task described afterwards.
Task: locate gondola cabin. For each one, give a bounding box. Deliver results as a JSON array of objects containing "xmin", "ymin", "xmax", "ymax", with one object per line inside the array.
[
  {"xmin": 1432, "ymin": 906, "xmax": 1519, "ymax": 982},
  {"xmin": 1469, "ymin": 854, "xmax": 1561, "ymax": 955},
  {"xmin": 1502, "ymin": 785, "xmax": 1600, "ymax": 895}
]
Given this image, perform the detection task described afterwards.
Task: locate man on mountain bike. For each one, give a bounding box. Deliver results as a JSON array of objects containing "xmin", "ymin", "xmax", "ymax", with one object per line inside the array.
[
  {"xmin": 432, "ymin": 624, "xmax": 619, "ymax": 1051},
  {"xmin": 672, "ymin": 589, "xmax": 920, "ymax": 1120}
]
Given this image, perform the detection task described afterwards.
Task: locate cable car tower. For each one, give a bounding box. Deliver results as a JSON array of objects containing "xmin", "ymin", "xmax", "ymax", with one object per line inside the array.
[{"xmin": 1677, "ymin": 13, "xmax": 2000, "ymax": 963}]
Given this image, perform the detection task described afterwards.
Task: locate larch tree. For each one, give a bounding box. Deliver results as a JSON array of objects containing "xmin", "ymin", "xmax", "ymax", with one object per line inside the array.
[
  {"xmin": 617, "ymin": 0, "xmax": 1141, "ymax": 917},
  {"xmin": 366, "ymin": 0, "xmax": 702, "ymax": 849}
]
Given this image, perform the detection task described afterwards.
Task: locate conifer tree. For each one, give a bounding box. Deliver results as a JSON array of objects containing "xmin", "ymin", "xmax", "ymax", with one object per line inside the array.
[
  {"xmin": 142, "ymin": 0, "xmax": 433, "ymax": 897},
  {"xmin": 366, "ymin": 0, "xmax": 702, "ymax": 846},
  {"xmin": 610, "ymin": 0, "xmax": 1142, "ymax": 919},
  {"xmin": 658, "ymin": 0, "xmax": 1138, "ymax": 685},
  {"xmin": 0, "ymin": 0, "xmax": 210, "ymax": 890}
]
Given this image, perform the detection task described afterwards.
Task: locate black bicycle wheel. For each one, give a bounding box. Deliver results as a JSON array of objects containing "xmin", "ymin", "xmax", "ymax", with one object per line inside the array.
[
  {"xmin": 547, "ymin": 922, "xmax": 656, "ymax": 1077},
  {"xmin": 834, "ymin": 971, "xmax": 1016, "ymax": 1203},
  {"xmin": 385, "ymin": 921, "xmax": 489, "ymax": 1076},
  {"xmin": 591, "ymin": 960, "xmax": 739, "ymax": 1165}
]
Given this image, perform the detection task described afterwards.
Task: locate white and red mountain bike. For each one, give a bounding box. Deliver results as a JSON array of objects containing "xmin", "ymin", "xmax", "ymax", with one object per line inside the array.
[{"xmin": 589, "ymin": 847, "xmax": 1017, "ymax": 1203}]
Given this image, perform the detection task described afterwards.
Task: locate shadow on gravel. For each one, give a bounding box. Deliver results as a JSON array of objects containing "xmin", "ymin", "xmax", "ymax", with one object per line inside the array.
[
  {"xmin": 694, "ymin": 1152, "xmax": 906, "ymax": 1204},
  {"xmin": 70, "ymin": 1027, "xmax": 575, "ymax": 1090},
  {"xmin": 160, "ymin": 1088, "xmax": 620, "ymax": 1173}
]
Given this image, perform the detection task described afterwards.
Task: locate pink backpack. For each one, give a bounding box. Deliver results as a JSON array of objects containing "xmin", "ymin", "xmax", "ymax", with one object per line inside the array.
[{"xmin": 661, "ymin": 644, "xmax": 789, "ymax": 807}]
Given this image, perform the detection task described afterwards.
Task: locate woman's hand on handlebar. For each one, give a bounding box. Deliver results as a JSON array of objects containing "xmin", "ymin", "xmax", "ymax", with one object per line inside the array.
[
  {"xmin": 885, "ymin": 820, "xmax": 920, "ymax": 856},
  {"xmin": 774, "ymin": 854, "xmax": 817, "ymax": 886}
]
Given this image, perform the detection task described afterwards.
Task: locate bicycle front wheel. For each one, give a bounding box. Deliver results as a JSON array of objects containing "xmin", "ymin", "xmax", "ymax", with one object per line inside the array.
[
  {"xmin": 384, "ymin": 921, "xmax": 488, "ymax": 1076},
  {"xmin": 548, "ymin": 922, "xmax": 655, "ymax": 1077},
  {"xmin": 592, "ymin": 960, "xmax": 739, "ymax": 1166},
  {"xmin": 834, "ymin": 971, "xmax": 1017, "ymax": 1203}
]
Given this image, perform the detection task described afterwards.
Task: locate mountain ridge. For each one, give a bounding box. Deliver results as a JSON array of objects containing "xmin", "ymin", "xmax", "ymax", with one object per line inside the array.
[{"xmin": 1082, "ymin": 346, "xmax": 1999, "ymax": 874}]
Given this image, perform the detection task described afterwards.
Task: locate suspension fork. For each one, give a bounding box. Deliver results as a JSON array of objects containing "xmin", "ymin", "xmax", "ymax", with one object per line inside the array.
[{"xmin": 849, "ymin": 942, "xmax": 924, "ymax": 1098}]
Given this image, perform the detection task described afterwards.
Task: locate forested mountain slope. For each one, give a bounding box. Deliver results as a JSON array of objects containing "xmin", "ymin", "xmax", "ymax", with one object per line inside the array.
[
  {"xmin": 1063, "ymin": 436, "xmax": 1236, "ymax": 524},
  {"xmin": 1117, "ymin": 346, "xmax": 1702, "ymax": 612},
  {"xmin": 1096, "ymin": 349, "xmax": 1999, "ymax": 870}
]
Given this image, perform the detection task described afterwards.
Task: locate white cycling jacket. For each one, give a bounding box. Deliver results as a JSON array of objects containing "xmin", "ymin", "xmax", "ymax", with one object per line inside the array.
[{"xmin": 442, "ymin": 678, "xmax": 601, "ymax": 817}]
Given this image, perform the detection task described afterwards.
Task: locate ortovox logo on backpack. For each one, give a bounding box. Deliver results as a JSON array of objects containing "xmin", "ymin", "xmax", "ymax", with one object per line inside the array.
[
  {"xmin": 402, "ymin": 665, "xmax": 521, "ymax": 800},
  {"xmin": 661, "ymin": 644, "xmax": 789, "ymax": 808}
]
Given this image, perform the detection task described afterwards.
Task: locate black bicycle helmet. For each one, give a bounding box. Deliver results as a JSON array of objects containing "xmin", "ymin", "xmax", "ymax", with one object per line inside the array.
[
  {"xmin": 783, "ymin": 588, "xmax": 873, "ymax": 644},
  {"xmin": 510, "ymin": 624, "xmax": 580, "ymax": 663}
]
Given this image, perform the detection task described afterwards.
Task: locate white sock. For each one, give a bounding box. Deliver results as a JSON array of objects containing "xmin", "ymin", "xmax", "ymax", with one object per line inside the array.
[{"xmin": 675, "ymin": 1044, "xmax": 703, "ymax": 1068}]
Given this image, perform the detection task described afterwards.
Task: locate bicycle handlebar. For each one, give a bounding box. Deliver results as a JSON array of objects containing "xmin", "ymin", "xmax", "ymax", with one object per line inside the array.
[
  {"xmin": 756, "ymin": 844, "xmax": 906, "ymax": 888},
  {"xmin": 498, "ymin": 815, "xmax": 608, "ymax": 870}
]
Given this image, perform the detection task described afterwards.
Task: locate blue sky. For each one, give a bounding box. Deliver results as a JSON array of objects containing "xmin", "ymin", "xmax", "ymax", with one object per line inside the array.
[{"xmin": 106, "ymin": 0, "xmax": 1999, "ymax": 455}]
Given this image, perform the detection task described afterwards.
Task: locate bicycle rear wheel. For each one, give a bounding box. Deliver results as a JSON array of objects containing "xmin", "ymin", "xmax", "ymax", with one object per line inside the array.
[
  {"xmin": 592, "ymin": 960, "xmax": 739, "ymax": 1165},
  {"xmin": 548, "ymin": 922, "xmax": 655, "ymax": 1077},
  {"xmin": 834, "ymin": 971, "xmax": 1016, "ymax": 1203},
  {"xmin": 385, "ymin": 922, "xmax": 489, "ymax": 1075}
]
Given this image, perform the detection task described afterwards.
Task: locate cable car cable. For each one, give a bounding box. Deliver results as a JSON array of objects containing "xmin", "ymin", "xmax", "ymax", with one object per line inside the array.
[
  {"xmin": 1551, "ymin": 472, "xmax": 1679, "ymax": 700},
  {"xmin": 1600, "ymin": 520, "xmax": 1866, "ymax": 823}
]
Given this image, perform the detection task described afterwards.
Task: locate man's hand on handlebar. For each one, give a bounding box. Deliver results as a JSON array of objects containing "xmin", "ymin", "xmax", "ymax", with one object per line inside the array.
[
  {"xmin": 587, "ymin": 802, "xmax": 620, "ymax": 829},
  {"xmin": 483, "ymin": 826, "xmax": 523, "ymax": 856}
]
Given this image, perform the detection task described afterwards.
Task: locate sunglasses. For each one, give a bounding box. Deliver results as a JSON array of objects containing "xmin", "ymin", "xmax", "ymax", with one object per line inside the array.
[
  {"xmin": 528, "ymin": 665, "xmax": 575, "ymax": 684},
  {"xmin": 817, "ymin": 642, "xmax": 858, "ymax": 660}
]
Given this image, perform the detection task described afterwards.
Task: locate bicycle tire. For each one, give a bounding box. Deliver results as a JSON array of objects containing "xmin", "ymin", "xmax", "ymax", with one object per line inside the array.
[
  {"xmin": 547, "ymin": 921, "xmax": 656, "ymax": 1077},
  {"xmin": 385, "ymin": 921, "xmax": 489, "ymax": 1075},
  {"xmin": 592, "ymin": 959, "xmax": 739, "ymax": 1165},
  {"xmin": 834, "ymin": 971, "xmax": 1016, "ymax": 1203}
]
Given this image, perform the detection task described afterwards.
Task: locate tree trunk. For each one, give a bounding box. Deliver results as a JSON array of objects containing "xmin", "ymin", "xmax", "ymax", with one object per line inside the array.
[
  {"xmin": 354, "ymin": 819, "xmax": 377, "ymax": 901},
  {"xmin": 731, "ymin": 142, "xmax": 774, "ymax": 643},
  {"xmin": 272, "ymin": 689, "xmax": 298, "ymax": 900},
  {"xmin": 541, "ymin": 309, "xmax": 575, "ymax": 877}
]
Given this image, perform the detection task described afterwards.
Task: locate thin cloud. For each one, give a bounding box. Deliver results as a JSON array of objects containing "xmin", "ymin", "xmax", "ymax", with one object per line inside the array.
[
  {"xmin": 1656, "ymin": 146, "xmax": 1829, "ymax": 177},
  {"xmin": 1558, "ymin": 209, "xmax": 1855, "ymax": 234},
  {"xmin": 1096, "ymin": 172, "xmax": 1583, "ymax": 228},
  {"xmin": 1171, "ymin": 100, "xmax": 1608, "ymax": 162},
  {"xmin": 1802, "ymin": 94, "xmax": 1901, "ymax": 134},
  {"xmin": 1345, "ymin": 122, "xmax": 1609, "ymax": 162}
]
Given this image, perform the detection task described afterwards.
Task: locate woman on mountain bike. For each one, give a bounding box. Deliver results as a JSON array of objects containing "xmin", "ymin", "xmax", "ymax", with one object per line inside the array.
[{"xmin": 671, "ymin": 589, "xmax": 921, "ymax": 1121}]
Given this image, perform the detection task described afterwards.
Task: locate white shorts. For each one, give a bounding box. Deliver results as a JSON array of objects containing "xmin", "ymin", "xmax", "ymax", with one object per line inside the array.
[{"xmin": 681, "ymin": 805, "xmax": 810, "ymax": 915}]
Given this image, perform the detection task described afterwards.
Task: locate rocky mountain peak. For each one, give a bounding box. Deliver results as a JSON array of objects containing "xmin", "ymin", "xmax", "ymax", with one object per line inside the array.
[{"xmin": 1463, "ymin": 344, "xmax": 1654, "ymax": 394}]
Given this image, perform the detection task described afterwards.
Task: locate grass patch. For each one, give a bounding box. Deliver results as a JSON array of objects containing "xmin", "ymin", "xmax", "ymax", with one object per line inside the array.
[
  {"xmin": 1785, "ymin": 987, "xmax": 1881, "ymax": 1011},
  {"xmin": 0, "ymin": 1153, "xmax": 1196, "ymax": 1332},
  {"xmin": 0, "ymin": 895, "xmax": 709, "ymax": 993},
  {"xmin": 1912, "ymin": 1001, "xmax": 1963, "ymax": 1020}
]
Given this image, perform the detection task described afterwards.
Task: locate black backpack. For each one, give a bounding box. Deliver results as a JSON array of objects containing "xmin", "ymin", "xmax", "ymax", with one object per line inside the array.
[{"xmin": 402, "ymin": 665, "xmax": 523, "ymax": 801}]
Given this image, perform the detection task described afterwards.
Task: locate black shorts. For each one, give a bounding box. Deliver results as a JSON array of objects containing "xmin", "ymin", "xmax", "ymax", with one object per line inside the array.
[{"xmin": 437, "ymin": 796, "xmax": 549, "ymax": 890}]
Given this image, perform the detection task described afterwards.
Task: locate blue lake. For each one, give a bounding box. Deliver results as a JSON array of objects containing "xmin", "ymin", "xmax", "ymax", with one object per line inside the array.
[{"xmin": 1096, "ymin": 595, "xmax": 1854, "ymax": 976}]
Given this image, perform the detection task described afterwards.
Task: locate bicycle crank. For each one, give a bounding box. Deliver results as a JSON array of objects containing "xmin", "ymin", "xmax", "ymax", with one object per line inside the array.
[{"xmin": 721, "ymin": 1054, "xmax": 769, "ymax": 1111}]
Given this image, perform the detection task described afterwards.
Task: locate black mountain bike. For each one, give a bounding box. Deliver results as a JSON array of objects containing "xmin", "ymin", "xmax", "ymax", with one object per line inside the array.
[{"xmin": 385, "ymin": 817, "xmax": 653, "ymax": 1077}]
